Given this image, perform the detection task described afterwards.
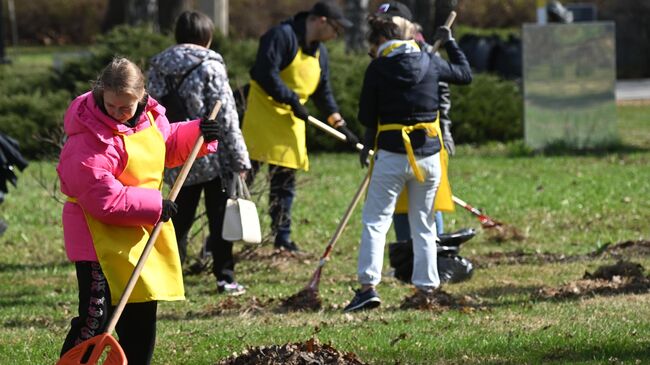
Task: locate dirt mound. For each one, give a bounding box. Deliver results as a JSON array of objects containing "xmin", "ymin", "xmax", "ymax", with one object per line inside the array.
[
  {"xmin": 216, "ymin": 338, "xmax": 368, "ymax": 365},
  {"xmin": 584, "ymin": 260, "xmax": 645, "ymax": 280},
  {"xmin": 537, "ymin": 260, "xmax": 650, "ymax": 300},
  {"xmin": 400, "ymin": 289, "xmax": 482, "ymax": 312},
  {"xmin": 280, "ymin": 288, "xmax": 322, "ymax": 311}
]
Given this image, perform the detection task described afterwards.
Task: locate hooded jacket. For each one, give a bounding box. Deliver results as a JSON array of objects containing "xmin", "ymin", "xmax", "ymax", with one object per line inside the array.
[
  {"xmin": 57, "ymin": 92, "xmax": 218, "ymax": 262},
  {"xmin": 358, "ymin": 40, "xmax": 471, "ymax": 155},
  {"xmin": 148, "ymin": 43, "xmax": 250, "ymax": 186},
  {"xmin": 249, "ymin": 11, "xmax": 339, "ymax": 115}
]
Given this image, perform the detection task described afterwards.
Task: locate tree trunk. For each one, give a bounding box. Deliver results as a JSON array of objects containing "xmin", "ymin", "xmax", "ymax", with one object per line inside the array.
[
  {"xmin": 127, "ymin": 0, "xmax": 159, "ymax": 30},
  {"xmin": 434, "ymin": 0, "xmax": 457, "ymax": 29},
  {"xmin": 102, "ymin": 0, "xmax": 128, "ymax": 32},
  {"xmin": 0, "ymin": 2, "xmax": 6, "ymax": 62},
  {"xmin": 344, "ymin": 0, "xmax": 369, "ymax": 54},
  {"xmin": 158, "ymin": 0, "xmax": 189, "ymax": 34},
  {"xmin": 102, "ymin": 0, "xmax": 160, "ymax": 32}
]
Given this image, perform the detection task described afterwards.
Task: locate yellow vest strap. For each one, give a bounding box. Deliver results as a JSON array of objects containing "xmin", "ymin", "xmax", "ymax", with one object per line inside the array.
[{"xmin": 377, "ymin": 120, "xmax": 439, "ymax": 182}]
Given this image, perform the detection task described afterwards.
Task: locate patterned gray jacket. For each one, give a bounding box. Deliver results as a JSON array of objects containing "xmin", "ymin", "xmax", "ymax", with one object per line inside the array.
[{"xmin": 147, "ymin": 43, "xmax": 251, "ymax": 187}]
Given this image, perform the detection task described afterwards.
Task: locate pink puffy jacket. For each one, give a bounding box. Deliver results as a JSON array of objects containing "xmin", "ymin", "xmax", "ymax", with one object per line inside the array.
[{"xmin": 57, "ymin": 92, "xmax": 218, "ymax": 262}]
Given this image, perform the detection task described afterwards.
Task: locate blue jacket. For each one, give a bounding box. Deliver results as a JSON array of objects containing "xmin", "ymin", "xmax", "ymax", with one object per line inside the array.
[
  {"xmin": 358, "ymin": 40, "xmax": 472, "ymax": 156},
  {"xmin": 249, "ymin": 12, "xmax": 338, "ymax": 115}
]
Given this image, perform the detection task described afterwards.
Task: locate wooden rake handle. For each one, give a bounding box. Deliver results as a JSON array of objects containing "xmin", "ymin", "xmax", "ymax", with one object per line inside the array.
[
  {"xmin": 431, "ymin": 11, "xmax": 457, "ymax": 51},
  {"xmin": 105, "ymin": 101, "xmax": 222, "ymax": 334}
]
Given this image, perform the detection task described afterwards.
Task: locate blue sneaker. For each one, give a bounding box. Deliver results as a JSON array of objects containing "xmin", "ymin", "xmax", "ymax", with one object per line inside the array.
[{"xmin": 343, "ymin": 288, "xmax": 381, "ymax": 312}]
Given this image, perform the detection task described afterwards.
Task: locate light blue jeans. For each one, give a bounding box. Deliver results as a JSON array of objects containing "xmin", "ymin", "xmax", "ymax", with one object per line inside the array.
[
  {"xmin": 393, "ymin": 211, "xmax": 444, "ymax": 242},
  {"xmin": 357, "ymin": 150, "xmax": 441, "ymax": 290}
]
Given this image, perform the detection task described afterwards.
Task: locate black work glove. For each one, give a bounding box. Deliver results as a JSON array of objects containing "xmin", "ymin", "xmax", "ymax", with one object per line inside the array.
[
  {"xmin": 161, "ymin": 199, "xmax": 178, "ymax": 222},
  {"xmin": 290, "ymin": 100, "xmax": 309, "ymax": 122},
  {"xmin": 336, "ymin": 125, "xmax": 359, "ymax": 147},
  {"xmin": 440, "ymin": 119, "xmax": 455, "ymax": 156},
  {"xmin": 200, "ymin": 108, "xmax": 225, "ymax": 142},
  {"xmin": 433, "ymin": 26, "xmax": 454, "ymax": 45},
  {"xmin": 359, "ymin": 145, "xmax": 371, "ymax": 168}
]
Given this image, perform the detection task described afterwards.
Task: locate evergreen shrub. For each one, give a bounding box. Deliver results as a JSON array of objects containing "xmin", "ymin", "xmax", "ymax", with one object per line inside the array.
[{"xmin": 450, "ymin": 74, "xmax": 523, "ymax": 144}]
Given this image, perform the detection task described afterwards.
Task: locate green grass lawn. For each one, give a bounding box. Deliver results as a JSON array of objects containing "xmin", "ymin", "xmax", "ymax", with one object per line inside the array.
[{"xmin": 0, "ymin": 105, "xmax": 649, "ymax": 364}]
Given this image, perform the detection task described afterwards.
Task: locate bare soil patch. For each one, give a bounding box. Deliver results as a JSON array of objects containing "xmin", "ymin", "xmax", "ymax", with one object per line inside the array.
[{"xmin": 473, "ymin": 239, "xmax": 650, "ymax": 268}]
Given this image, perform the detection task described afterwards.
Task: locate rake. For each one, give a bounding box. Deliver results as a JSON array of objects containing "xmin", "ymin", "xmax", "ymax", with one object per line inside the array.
[{"xmin": 57, "ymin": 101, "xmax": 222, "ymax": 365}]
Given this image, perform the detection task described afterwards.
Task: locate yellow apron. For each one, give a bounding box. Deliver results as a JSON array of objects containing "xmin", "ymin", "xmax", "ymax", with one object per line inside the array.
[
  {"xmin": 242, "ymin": 48, "xmax": 321, "ymax": 171},
  {"xmin": 73, "ymin": 112, "xmax": 184, "ymax": 304},
  {"xmin": 374, "ymin": 117, "xmax": 454, "ymax": 213}
]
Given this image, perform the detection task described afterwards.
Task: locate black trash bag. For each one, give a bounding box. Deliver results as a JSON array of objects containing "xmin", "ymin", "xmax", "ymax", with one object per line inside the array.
[
  {"xmin": 491, "ymin": 35, "xmax": 522, "ymax": 80},
  {"xmin": 438, "ymin": 251, "xmax": 474, "ymax": 284},
  {"xmin": 458, "ymin": 34, "xmax": 499, "ymax": 73},
  {"xmin": 388, "ymin": 228, "xmax": 475, "ymax": 284}
]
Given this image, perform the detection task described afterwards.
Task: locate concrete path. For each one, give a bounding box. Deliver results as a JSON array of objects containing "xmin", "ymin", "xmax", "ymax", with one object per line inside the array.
[{"xmin": 616, "ymin": 79, "xmax": 650, "ymax": 101}]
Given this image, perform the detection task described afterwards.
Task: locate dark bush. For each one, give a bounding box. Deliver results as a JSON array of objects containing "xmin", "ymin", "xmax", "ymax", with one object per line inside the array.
[
  {"xmin": 3, "ymin": 25, "xmax": 523, "ymax": 158},
  {"xmin": 0, "ymin": 90, "xmax": 70, "ymax": 157},
  {"xmin": 52, "ymin": 25, "xmax": 173, "ymax": 96},
  {"xmin": 450, "ymin": 74, "xmax": 523, "ymax": 144},
  {"xmin": 10, "ymin": 0, "xmax": 106, "ymax": 44}
]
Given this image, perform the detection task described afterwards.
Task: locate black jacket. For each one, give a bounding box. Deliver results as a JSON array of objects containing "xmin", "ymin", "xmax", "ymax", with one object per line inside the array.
[
  {"xmin": 358, "ymin": 40, "xmax": 471, "ymax": 156},
  {"xmin": 249, "ymin": 12, "xmax": 338, "ymax": 115}
]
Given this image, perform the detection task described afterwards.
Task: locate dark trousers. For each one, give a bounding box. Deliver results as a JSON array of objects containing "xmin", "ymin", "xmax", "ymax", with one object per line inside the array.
[
  {"xmin": 248, "ymin": 160, "xmax": 296, "ymax": 245},
  {"xmin": 60, "ymin": 261, "xmax": 157, "ymax": 365},
  {"xmin": 172, "ymin": 176, "xmax": 235, "ymax": 283}
]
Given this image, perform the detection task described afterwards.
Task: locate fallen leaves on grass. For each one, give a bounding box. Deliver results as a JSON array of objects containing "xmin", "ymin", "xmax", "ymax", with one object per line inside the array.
[
  {"xmin": 216, "ymin": 338, "xmax": 368, "ymax": 365},
  {"xmin": 196, "ymin": 296, "xmax": 274, "ymax": 317},
  {"xmin": 485, "ymin": 224, "xmax": 526, "ymax": 243}
]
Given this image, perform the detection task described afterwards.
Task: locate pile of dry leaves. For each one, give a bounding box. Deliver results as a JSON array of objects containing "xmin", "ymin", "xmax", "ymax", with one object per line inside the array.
[
  {"xmin": 217, "ymin": 338, "xmax": 367, "ymax": 365},
  {"xmin": 400, "ymin": 288, "xmax": 482, "ymax": 312},
  {"xmin": 537, "ymin": 260, "xmax": 650, "ymax": 299}
]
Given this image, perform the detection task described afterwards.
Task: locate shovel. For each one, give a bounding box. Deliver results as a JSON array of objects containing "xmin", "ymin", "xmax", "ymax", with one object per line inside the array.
[{"xmin": 57, "ymin": 101, "xmax": 222, "ymax": 365}]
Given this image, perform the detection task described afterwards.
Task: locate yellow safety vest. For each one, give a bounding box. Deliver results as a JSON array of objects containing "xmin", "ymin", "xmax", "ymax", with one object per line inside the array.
[
  {"xmin": 242, "ymin": 47, "xmax": 321, "ymax": 171},
  {"xmin": 373, "ymin": 116, "xmax": 454, "ymax": 213},
  {"xmin": 70, "ymin": 112, "xmax": 184, "ymax": 304}
]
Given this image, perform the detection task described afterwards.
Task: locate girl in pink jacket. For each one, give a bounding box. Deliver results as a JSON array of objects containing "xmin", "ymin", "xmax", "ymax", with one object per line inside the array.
[{"xmin": 57, "ymin": 57, "xmax": 219, "ymax": 364}]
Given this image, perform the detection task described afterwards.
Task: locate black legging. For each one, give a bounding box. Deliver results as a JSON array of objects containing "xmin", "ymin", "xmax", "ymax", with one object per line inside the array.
[
  {"xmin": 172, "ymin": 176, "xmax": 235, "ymax": 283},
  {"xmin": 248, "ymin": 161, "xmax": 296, "ymax": 245},
  {"xmin": 61, "ymin": 261, "xmax": 157, "ymax": 365}
]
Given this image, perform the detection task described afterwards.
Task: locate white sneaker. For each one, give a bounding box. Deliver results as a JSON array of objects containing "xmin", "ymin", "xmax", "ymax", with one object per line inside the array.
[{"xmin": 217, "ymin": 281, "xmax": 246, "ymax": 296}]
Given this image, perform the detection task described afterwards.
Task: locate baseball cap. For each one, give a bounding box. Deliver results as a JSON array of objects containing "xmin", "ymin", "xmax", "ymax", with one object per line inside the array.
[
  {"xmin": 376, "ymin": 1, "xmax": 413, "ymax": 21},
  {"xmin": 310, "ymin": 1, "xmax": 353, "ymax": 29}
]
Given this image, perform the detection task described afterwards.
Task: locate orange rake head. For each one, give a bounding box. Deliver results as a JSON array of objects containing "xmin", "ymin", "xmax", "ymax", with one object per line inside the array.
[{"xmin": 57, "ymin": 333, "xmax": 126, "ymax": 365}]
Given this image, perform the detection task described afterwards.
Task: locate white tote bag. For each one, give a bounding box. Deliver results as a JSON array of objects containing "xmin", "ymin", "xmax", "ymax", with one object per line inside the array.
[{"xmin": 222, "ymin": 175, "xmax": 262, "ymax": 244}]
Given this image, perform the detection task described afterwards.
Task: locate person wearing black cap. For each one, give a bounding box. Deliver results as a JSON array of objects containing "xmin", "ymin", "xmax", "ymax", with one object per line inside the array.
[{"xmin": 242, "ymin": 1, "xmax": 357, "ymax": 252}]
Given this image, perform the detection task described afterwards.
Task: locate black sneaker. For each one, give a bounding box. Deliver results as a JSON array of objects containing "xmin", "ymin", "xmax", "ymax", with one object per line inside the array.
[
  {"xmin": 274, "ymin": 241, "xmax": 300, "ymax": 252},
  {"xmin": 343, "ymin": 288, "xmax": 381, "ymax": 313}
]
